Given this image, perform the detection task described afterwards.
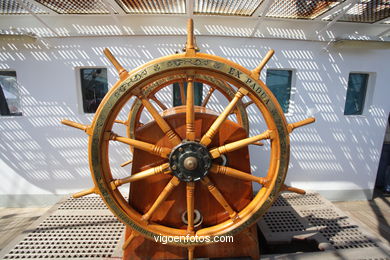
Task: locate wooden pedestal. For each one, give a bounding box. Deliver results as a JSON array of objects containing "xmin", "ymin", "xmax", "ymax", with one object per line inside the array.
[{"xmin": 123, "ymin": 108, "xmax": 260, "ymax": 259}]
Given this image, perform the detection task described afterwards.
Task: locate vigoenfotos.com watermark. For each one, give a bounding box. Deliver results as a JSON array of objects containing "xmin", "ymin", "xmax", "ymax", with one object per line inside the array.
[{"xmin": 154, "ymin": 234, "xmax": 234, "ymax": 244}]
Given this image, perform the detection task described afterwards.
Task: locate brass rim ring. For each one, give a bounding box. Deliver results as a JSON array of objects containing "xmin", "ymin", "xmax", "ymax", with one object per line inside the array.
[{"xmin": 89, "ymin": 53, "xmax": 290, "ymax": 246}]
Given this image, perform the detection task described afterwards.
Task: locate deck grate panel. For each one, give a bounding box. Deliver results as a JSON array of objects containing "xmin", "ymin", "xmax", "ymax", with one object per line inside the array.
[
  {"xmin": 301, "ymin": 208, "xmax": 378, "ymax": 250},
  {"xmin": 263, "ymin": 211, "xmax": 305, "ymax": 233},
  {"xmin": 259, "ymin": 192, "xmax": 384, "ymax": 254},
  {"xmin": 273, "ymin": 192, "xmax": 326, "ymax": 207},
  {"xmin": 1, "ymin": 193, "xmax": 389, "ymax": 259},
  {"xmin": 1, "ymin": 197, "xmax": 124, "ymax": 259},
  {"xmin": 57, "ymin": 196, "xmax": 109, "ymax": 211}
]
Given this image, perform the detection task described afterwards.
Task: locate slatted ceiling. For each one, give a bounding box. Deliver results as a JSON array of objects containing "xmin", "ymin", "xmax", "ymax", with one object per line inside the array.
[
  {"xmin": 194, "ymin": 0, "xmax": 263, "ymax": 16},
  {"xmin": 34, "ymin": 0, "xmax": 111, "ymax": 14},
  {"xmin": 0, "ymin": 0, "xmax": 47, "ymax": 14},
  {"xmin": 338, "ymin": 0, "xmax": 390, "ymax": 23},
  {"xmin": 116, "ymin": 0, "xmax": 186, "ymax": 14},
  {"xmin": 265, "ymin": 0, "xmax": 344, "ymax": 20}
]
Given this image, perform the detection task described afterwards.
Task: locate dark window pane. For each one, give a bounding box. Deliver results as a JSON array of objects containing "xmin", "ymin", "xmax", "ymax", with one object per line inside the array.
[
  {"xmin": 266, "ymin": 70, "xmax": 292, "ymax": 113},
  {"xmin": 80, "ymin": 68, "xmax": 108, "ymax": 113},
  {"xmin": 0, "ymin": 71, "xmax": 22, "ymax": 116},
  {"xmin": 172, "ymin": 82, "xmax": 203, "ymax": 107},
  {"xmin": 344, "ymin": 73, "xmax": 369, "ymax": 115}
]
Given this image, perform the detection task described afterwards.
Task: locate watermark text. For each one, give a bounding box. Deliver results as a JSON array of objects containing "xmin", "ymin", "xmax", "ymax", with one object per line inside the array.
[{"xmin": 154, "ymin": 234, "xmax": 233, "ymax": 244}]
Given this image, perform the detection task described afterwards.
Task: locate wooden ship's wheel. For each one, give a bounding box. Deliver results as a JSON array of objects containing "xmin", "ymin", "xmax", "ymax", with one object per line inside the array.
[{"xmin": 61, "ymin": 19, "xmax": 315, "ymax": 260}]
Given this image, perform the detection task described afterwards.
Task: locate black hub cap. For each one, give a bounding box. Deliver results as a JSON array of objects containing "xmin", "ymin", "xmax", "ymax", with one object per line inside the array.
[{"xmin": 169, "ymin": 141, "xmax": 212, "ymax": 182}]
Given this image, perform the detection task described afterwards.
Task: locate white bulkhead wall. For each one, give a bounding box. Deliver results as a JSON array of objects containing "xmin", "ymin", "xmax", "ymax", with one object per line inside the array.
[{"xmin": 0, "ymin": 35, "xmax": 389, "ymax": 205}]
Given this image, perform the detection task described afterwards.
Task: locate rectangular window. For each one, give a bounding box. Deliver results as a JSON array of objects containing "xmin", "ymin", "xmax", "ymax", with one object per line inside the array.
[
  {"xmin": 80, "ymin": 68, "xmax": 108, "ymax": 113},
  {"xmin": 344, "ymin": 73, "xmax": 369, "ymax": 115},
  {"xmin": 266, "ymin": 69, "xmax": 292, "ymax": 113},
  {"xmin": 172, "ymin": 82, "xmax": 203, "ymax": 107},
  {"xmin": 0, "ymin": 71, "xmax": 22, "ymax": 116}
]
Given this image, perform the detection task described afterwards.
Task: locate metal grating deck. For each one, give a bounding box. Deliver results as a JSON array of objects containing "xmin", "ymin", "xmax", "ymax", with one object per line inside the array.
[
  {"xmin": 259, "ymin": 192, "xmax": 390, "ymax": 259},
  {"xmin": 0, "ymin": 192, "xmax": 389, "ymax": 259},
  {"xmin": 0, "ymin": 196, "xmax": 124, "ymax": 259}
]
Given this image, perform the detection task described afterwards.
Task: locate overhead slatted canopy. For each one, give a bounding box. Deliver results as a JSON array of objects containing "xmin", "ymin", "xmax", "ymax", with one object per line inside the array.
[
  {"xmin": 116, "ymin": 0, "xmax": 186, "ymax": 14},
  {"xmin": 338, "ymin": 0, "xmax": 390, "ymax": 23},
  {"xmin": 0, "ymin": 0, "xmax": 389, "ymax": 41},
  {"xmin": 265, "ymin": 0, "xmax": 344, "ymax": 19},
  {"xmin": 0, "ymin": 0, "xmax": 47, "ymax": 14},
  {"xmin": 0, "ymin": 0, "xmax": 389, "ymax": 22},
  {"xmin": 194, "ymin": 0, "xmax": 263, "ymax": 16},
  {"xmin": 34, "ymin": 0, "xmax": 111, "ymax": 14}
]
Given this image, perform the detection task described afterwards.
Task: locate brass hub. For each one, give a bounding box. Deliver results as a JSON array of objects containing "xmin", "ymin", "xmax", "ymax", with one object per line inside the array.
[{"xmin": 169, "ymin": 141, "xmax": 212, "ymax": 182}]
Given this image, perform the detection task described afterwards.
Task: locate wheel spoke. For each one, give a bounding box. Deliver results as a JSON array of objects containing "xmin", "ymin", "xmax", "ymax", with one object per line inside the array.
[
  {"xmin": 209, "ymin": 130, "xmax": 273, "ymax": 159},
  {"xmin": 61, "ymin": 119, "xmax": 90, "ymax": 134},
  {"xmin": 110, "ymin": 163, "xmax": 170, "ymax": 190},
  {"xmin": 186, "ymin": 182, "xmax": 195, "ymax": 233},
  {"xmin": 179, "ymin": 81, "xmax": 186, "ymax": 105},
  {"xmin": 140, "ymin": 97, "xmax": 182, "ymax": 146},
  {"xmin": 252, "ymin": 49, "xmax": 275, "ymax": 79},
  {"xmin": 150, "ymin": 94, "xmax": 168, "ymax": 111},
  {"xmin": 244, "ymin": 100, "xmax": 254, "ymax": 108},
  {"xmin": 103, "ymin": 48, "xmax": 129, "ymax": 80},
  {"xmin": 120, "ymin": 159, "xmax": 132, "ymax": 167},
  {"xmin": 201, "ymin": 87, "xmax": 215, "ymax": 107},
  {"xmin": 72, "ymin": 187, "xmax": 97, "ymax": 198},
  {"xmin": 122, "ymin": 231, "xmax": 137, "ymax": 251},
  {"xmin": 110, "ymin": 133, "xmax": 171, "ymax": 158},
  {"xmin": 141, "ymin": 176, "xmax": 181, "ymax": 222},
  {"xmin": 288, "ymin": 117, "xmax": 315, "ymax": 133},
  {"xmin": 114, "ymin": 119, "xmax": 128, "ymax": 125},
  {"xmin": 251, "ymin": 141, "xmax": 264, "ymax": 146},
  {"xmin": 209, "ymin": 164, "xmax": 267, "ymax": 184},
  {"xmin": 200, "ymin": 176, "xmax": 238, "ymax": 220},
  {"xmin": 188, "ymin": 247, "xmax": 195, "ymax": 260},
  {"xmin": 229, "ymin": 101, "xmax": 253, "ymax": 115},
  {"xmin": 282, "ymin": 184, "xmax": 306, "ymax": 195},
  {"xmin": 200, "ymin": 87, "xmax": 249, "ymax": 146},
  {"xmin": 186, "ymin": 76, "xmax": 196, "ymax": 140}
]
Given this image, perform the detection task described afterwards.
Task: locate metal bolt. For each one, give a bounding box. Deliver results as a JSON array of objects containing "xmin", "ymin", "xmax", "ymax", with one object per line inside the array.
[
  {"xmin": 172, "ymin": 155, "xmax": 177, "ymax": 160},
  {"xmin": 171, "ymin": 165, "xmax": 177, "ymax": 170},
  {"xmin": 178, "ymin": 147, "xmax": 184, "ymax": 152},
  {"xmin": 183, "ymin": 156, "xmax": 198, "ymax": 171}
]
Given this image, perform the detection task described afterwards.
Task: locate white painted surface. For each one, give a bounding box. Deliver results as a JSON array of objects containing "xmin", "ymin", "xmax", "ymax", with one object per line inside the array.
[{"xmin": 0, "ymin": 35, "xmax": 389, "ymax": 202}]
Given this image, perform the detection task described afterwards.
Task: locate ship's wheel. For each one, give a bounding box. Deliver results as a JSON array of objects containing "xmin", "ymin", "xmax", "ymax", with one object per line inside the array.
[{"xmin": 61, "ymin": 19, "xmax": 314, "ymax": 260}]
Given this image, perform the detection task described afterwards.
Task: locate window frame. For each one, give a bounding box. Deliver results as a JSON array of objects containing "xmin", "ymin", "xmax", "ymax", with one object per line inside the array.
[
  {"xmin": 75, "ymin": 66, "xmax": 109, "ymax": 114},
  {"xmin": 264, "ymin": 68, "xmax": 297, "ymax": 117},
  {"xmin": 343, "ymin": 71, "xmax": 376, "ymax": 117},
  {"xmin": 0, "ymin": 69, "xmax": 22, "ymax": 117}
]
